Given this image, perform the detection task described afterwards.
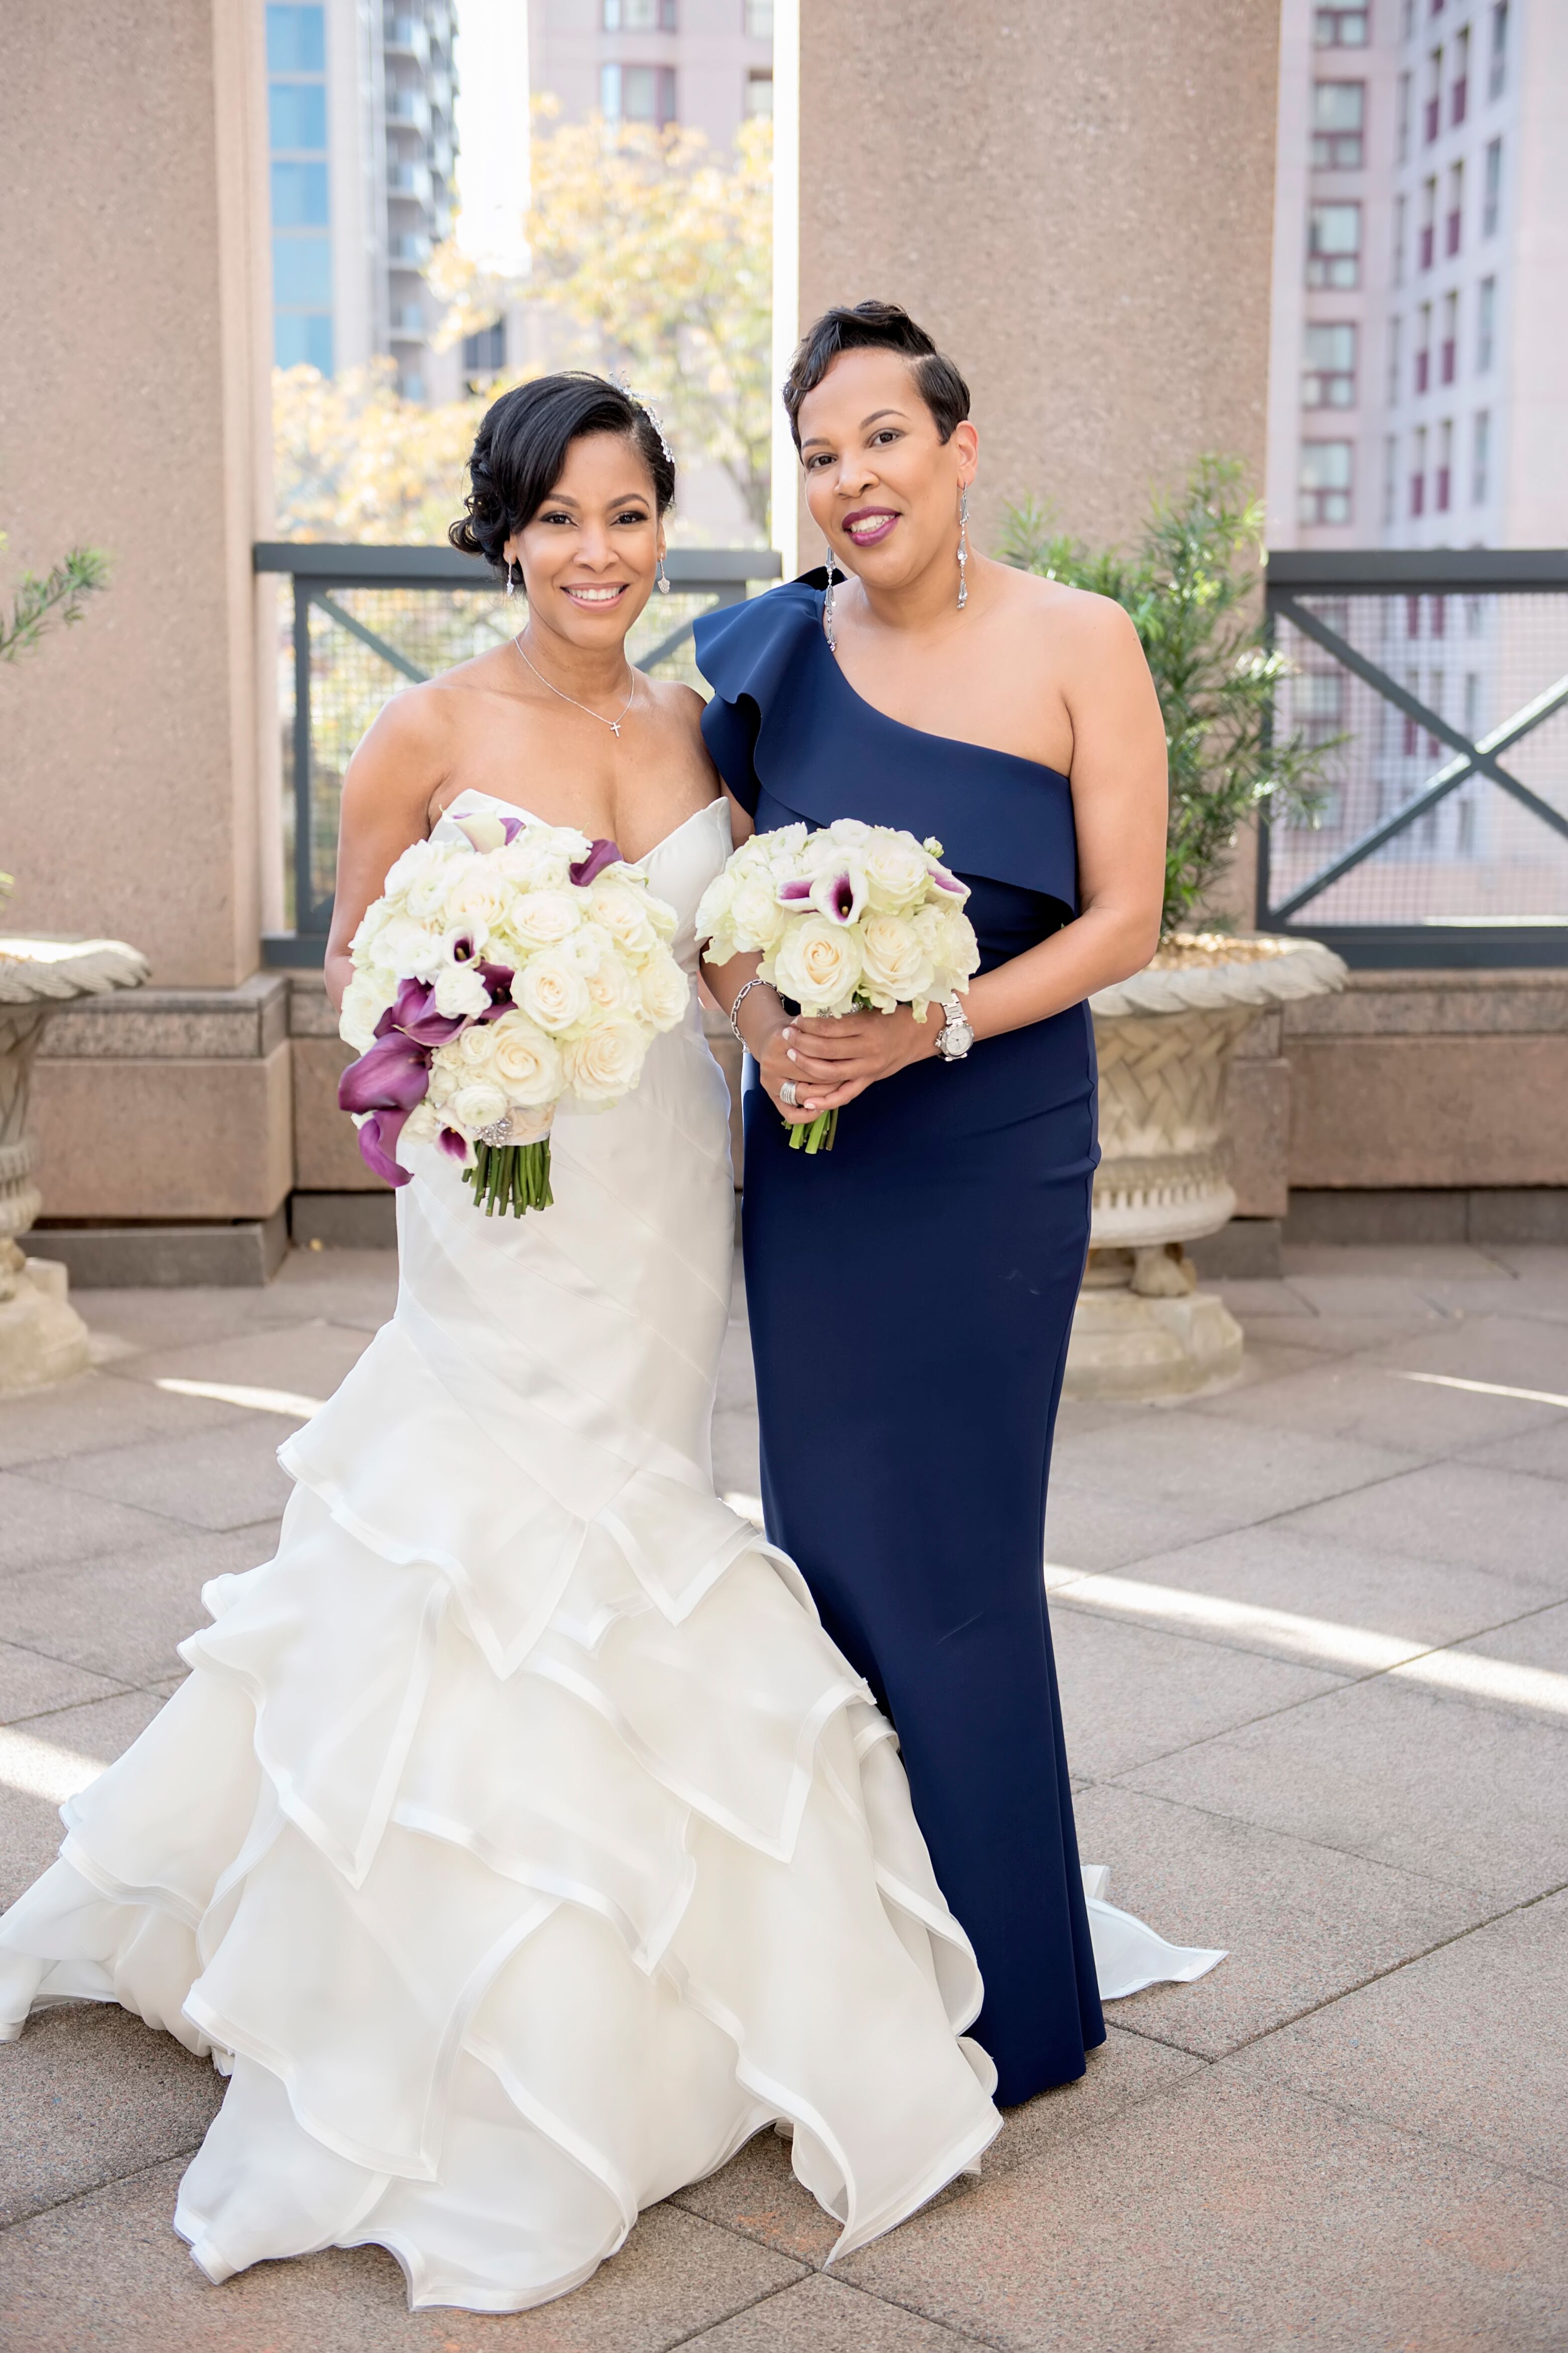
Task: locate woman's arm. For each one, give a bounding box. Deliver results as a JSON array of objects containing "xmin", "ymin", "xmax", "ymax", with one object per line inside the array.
[
  {"xmin": 781, "ymin": 596, "xmax": 1168, "ymax": 1116},
  {"xmin": 323, "ymin": 689, "xmax": 454, "ymax": 1011}
]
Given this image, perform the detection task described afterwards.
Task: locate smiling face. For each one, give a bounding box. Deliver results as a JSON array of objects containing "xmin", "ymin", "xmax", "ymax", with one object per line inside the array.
[
  {"xmin": 796, "ymin": 346, "xmax": 978, "ymax": 593},
  {"xmin": 506, "ymin": 430, "xmax": 664, "ymax": 647}
]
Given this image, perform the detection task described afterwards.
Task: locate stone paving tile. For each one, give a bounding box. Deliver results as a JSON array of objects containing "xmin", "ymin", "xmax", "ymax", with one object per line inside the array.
[
  {"xmin": 1050, "ymin": 1411, "xmax": 1417, "ymax": 1534},
  {"xmin": 1225, "ymin": 1888, "xmax": 1568, "ymax": 2186},
  {"xmin": 1122, "ymin": 1675, "xmax": 1568, "ymax": 1904},
  {"xmin": 1043, "ymin": 1485, "xmax": 1221, "ymax": 1576},
  {"xmin": 1355, "ymin": 1308, "xmax": 1568, "ymax": 1386},
  {"xmin": 1219, "ymin": 1309, "xmax": 1450, "ymax": 1357},
  {"xmin": 24, "ymin": 1420, "xmax": 296, "ymax": 1535},
  {"xmin": 1278, "ymin": 1459, "xmax": 1568, "ymax": 1590},
  {"xmin": 1179, "ymin": 1347, "xmax": 1566, "ymax": 1458},
  {"xmin": 1072, "ymin": 1783, "xmax": 1495, "ymax": 2058},
  {"xmin": 1461, "ymin": 1417, "xmax": 1568, "ymax": 1482},
  {"xmin": 675, "ymin": 2029, "xmax": 1201, "ymax": 2272},
  {"xmin": 0, "ymin": 1642, "xmax": 125, "ymax": 1727},
  {"xmin": 684, "ymin": 2272, "xmax": 983, "ymax": 2349},
  {"xmin": 0, "ymin": 1690, "xmax": 165, "ymax": 1908},
  {"xmin": 0, "ymin": 2005, "xmax": 222, "ymax": 2228},
  {"xmin": 0, "ymin": 1521, "xmax": 279, "ymax": 1686},
  {"xmin": 1281, "ymin": 1243, "xmax": 1511, "ymax": 1284},
  {"xmin": 107, "ymin": 1316, "xmax": 375, "ymax": 1406},
  {"xmin": 0, "ymin": 2159, "xmax": 804, "ymax": 2353},
  {"xmin": 1049, "ymin": 1608, "xmax": 1345, "ymax": 1778},
  {"xmin": 1065, "ymin": 1520, "xmax": 1564, "ymax": 1654},
  {"xmin": 0, "ymin": 1371, "xmax": 249, "ymax": 1474},
  {"xmin": 837, "ymin": 2072, "xmax": 1568, "ymax": 2351},
  {"xmin": 1272, "ymin": 1268, "xmax": 1458, "ymax": 1323},
  {"xmin": 0, "ymin": 1473, "xmax": 186, "ymax": 1578}
]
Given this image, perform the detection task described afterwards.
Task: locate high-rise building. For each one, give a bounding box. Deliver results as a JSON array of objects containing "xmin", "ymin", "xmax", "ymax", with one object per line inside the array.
[
  {"xmin": 265, "ymin": 1, "xmax": 460, "ymax": 399},
  {"xmin": 1267, "ymin": 0, "xmax": 1568, "ymax": 550},
  {"xmin": 528, "ymin": 0, "xmax": 775, "ymax": 153}
]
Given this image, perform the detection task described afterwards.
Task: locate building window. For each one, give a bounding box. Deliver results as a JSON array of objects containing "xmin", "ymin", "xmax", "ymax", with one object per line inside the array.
[
  {"xmin": 1435, "ymin": 419, "xmax": 1453, "ymax": 510},
  {"xmin": 267, "ymin": 2, "xmax": 325, "ymax": 70},
  {"xmin": 1440, "ymin": 289, "xmax": 1458, "ymax": 384},
  {"xmin": 1312, "ymin": 80, "xmax": 1366, "ymax": 167},
  {"xmin": 1451, "ymin": 24, "xmax": 1469, "ymax": 122},
  {"xmin": 1393, "ymin": 191, "xmax": 1407, "ymax": 283},
  {"xmin": 1424, "ymin": 45, "xmax": 1442, "ymax": 141},
  {"xmin": 744, "ymin": 69, "xmax": 774, "ymax": 116},
  {"xmin": 1446, "ymin": 160, "xmax": 1464, "ymax": 255},
  {"xmin": 1415, "ymin": 300, "xmax": 1431, "ymax": 392},
  {"xmin": 462, "ymin": 318, "xmax": 507, "ymax": 375},
  {"xmin": 1473, "ymin": 409, "xmax": 1491, "ymax": 501},
  {"xmin": 1383, "ymin": 434, "xmax": 1398, "ymax": 522},
  {"xmin": 1299, "ymin": 440, "xmax": 1355, "ymax": 525},
  {"xmin": 268, "ymin": 3, "xmax": 331, "ymax": 375},
  {"xmin": 1397, "ymin": 70, "xmax": 1412, "ymax": 160},
  {"xmin": 1303, "ymin": 322, "xmax": 1358, "ymax": 406},
  {"xmin": 1419, "ymin": 177, "xmax": 1436, "ymax": 269},
  {"xmin": 1489, "ymin": 1, "xmax": 1508, "ymax": 96},
  {"xmin": 600, "ymin": 62, "xmax": 678, "ymax": 123},
  {"xmin": 1307, "ymin": 201, "xmax": 1362, "ymax": 287},
  {"xmin": 1387, "ymin": 317, "xmax": 1402, "ymax": 403},
  {"xmin": 269, "ymin": 80, "xmax": 327, "ymax": 147},
  {"xmin": 1483, "ymin": 138, "xmax": 1502, "ymax": 234},
  {"xmin": 1293, "ymin": 670, "xmax": 1347, "ymax": 746},
  {"xmin": 1411, "ymin": 424, "xmax": 1427, "ymax": 514},
  {"xmin": 1314, "ymin": 6, "xmax": 1370, "ymax": 43},
  {"xmin": 602, "ymin": 1, "xmax": 677, "ymax": 28},
  {"xmin": 1477, "ymin": 275, "xmax": 1496, "ymax": 370},
  {"xmin": 744, "ymin": 0, "xmax": 775, "ymax": 33}
]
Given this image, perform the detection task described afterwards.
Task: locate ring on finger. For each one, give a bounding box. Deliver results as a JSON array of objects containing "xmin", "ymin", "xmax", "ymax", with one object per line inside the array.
[{"xmin": 780, "ymin": 1079, "xmax": 799, "ymax": 1109}]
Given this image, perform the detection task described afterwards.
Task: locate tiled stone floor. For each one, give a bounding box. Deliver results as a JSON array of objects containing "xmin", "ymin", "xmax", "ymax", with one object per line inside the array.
[{"xmin": 2, "ymin": 1239, "xmax": 1566, "ymax": 2349}]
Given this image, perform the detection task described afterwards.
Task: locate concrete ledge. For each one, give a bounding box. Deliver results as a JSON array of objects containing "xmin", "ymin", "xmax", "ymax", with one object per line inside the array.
[
  {"xmin": 30, "ymin": 1043, "xmax": 294, "ymax": 1220},
  {"xmin": 291, "ymin": 1190, "xmax": 398, "ymax": 1249},
  {"xmin": 1284, "ymin": 1189, "xmax": 1568, "ymax": 1245},
  {"xmin": 29, "ymin": 1208, "xmax": 289, "ymax": 1288},
  {"xmin": 40, "ymin": 972, "xmax": 289, "ymax": 1060},
  {"xmin": 1190, "ymin": 1218, "xmax": 1284, "ymax": 1279}
]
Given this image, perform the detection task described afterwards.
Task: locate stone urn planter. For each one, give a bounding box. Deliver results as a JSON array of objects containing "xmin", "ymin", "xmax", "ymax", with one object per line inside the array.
[
  {"xmin": 1064, "ymin": 935, "xmax": 1348, "ymax": 1401},
  {"xmin": 1, "ymin": 936, "xmax": 150, "ymax": 1392}
]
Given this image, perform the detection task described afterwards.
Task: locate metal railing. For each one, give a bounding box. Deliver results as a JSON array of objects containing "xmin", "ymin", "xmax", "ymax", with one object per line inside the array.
[
  {"xmin": 254, "ymin": 541, "xmax": 782, "ymax": 966},
  {"xmin": 1260, "ymin": 548, "xmax": 1568, "ymax": 967}
]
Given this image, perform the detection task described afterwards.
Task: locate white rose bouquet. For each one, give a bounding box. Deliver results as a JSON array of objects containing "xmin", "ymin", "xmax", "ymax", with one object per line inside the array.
[
  {"xmin": 695, "ymin": 817, "xmax": 980, "ymax": 1155},
  {"xmin": 337, "ymin": 807, "xmax": 689, "ymax": 1215}
]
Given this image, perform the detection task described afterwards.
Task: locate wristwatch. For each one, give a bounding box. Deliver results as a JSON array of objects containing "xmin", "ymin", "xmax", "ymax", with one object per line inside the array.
[{"xmin": 933, "ymin": 992, "xmax": 975, "ymax": 1062}]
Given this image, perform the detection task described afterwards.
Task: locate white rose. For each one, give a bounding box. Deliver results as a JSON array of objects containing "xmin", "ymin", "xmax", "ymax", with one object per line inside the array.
[
  {"xmin": 379, "ymin": 913, "xmax": 445, "ymax": 981},
  {"xmin": 383, "ymin": 839, "xmax": 441, "ymax": 898},
  {"xmin": 432, "ymin": 963, "xmax": 491, "ymax": 1019},
  {"xmin": 562, "ymin": 1019, "xmax": 646, "ymax": 1104},
  {"xmin": 512, "ymin": 889, "xmax": 580, "ymax": 946},
  {"xmin": 694, "ymin": 867, "xmax": 737, "ymax": 940},
  {"xmin": 828, "ymin": 816, "xmax": 872, "ymax": 847},
  {"xmin": 588, "ymin": 881, "xmax": 657, "ymax": 956},
  {"xmin": 447, "ymin": 1080, "xmax": 508, "ymax": 1134},
  {"xmin": 338, "ymin": 971, "xmax": 390, "ymax": 1053},
  {"xmin": 644, "ymin": 886, "xmax": 678, "ymax": 943},
  {"xmin": 771, "ymin": 915, "xmax": 863, "ymax": 1013},
  {"xmin": 860, "ymin": 912, "xmax": 935, "ymax": 1005},
  {"xmin": 639, "ymin": 953, "xmax": 691, "ymax": 1031},
  {"xmin": 443, "ymin": 870, "xmax": 514, "ymax": 934},
  {"xmin": 586, "ymin": 956, "xmax": 634, "ymax": 1013},
  {"xmin": 930, "ymin": 902, "xmax": 982, "ymax": 983},
  {"xmin": 561, "ymin": 920, "xmax": 609, "ymax": 976},
  {"xmin": 863, "ymin": 833, "xmax": 935, "ymax": 913},
  {"xmin": 763, "ymin": 822, "xmax": 809, "ymax": 865},
  {"xmin": 729, "ymin": 876, "xmax": 788, "ymax": 952},
  {"xmin": 402, "ymin": 1099, "xmax": 441, "ymax": 1144},
  {"xmin": 496, "ymin": 840, "xmax": 570, "ymax": 889},
  {"xmin": 452, "ymin": 1022, "xmax": 500, "ymax": 1071},
  {"xmin": 513, "ymin": 950, "xmax": 591, "ymax": 1034},
  {"xmin": 486, "ymin": 1016, "xmax": 563, "ymax": 1106}
]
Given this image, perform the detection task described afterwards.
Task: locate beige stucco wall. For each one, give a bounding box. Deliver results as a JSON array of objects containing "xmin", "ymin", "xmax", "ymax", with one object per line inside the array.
[
  {"xmin": 794, "ymin": 0, "xmax": 1280, "ymax": 556},
  {"xmin": 0, "ymin": 1, "xmax": 274, "ymax": 987}
]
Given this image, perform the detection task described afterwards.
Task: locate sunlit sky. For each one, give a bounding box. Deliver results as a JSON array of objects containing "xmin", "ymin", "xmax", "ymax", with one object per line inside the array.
[{"xmin": 452, "ymin": 0, "xmax": 531, "ymax": 272}]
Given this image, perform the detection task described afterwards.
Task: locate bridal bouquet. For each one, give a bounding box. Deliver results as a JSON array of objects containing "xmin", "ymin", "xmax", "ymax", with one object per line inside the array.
[
  {"xmin": 695, "ymin": 817, "xmax": 980, "ymax": 1154},
  {"xmin": 337, "ymin": 808, "xmax": 689, "ymax": 1214}
]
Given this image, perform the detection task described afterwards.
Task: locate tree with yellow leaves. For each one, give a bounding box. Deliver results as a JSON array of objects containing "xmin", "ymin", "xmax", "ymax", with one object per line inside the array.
[{"xmin": 271, "ymin": 358, "xmax": 492, "ymax": 543}]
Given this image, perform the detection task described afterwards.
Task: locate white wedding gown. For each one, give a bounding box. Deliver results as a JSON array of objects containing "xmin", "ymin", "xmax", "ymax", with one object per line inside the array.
[{"xmin": 0, "ymin": 790, "xmax": 1222, "ymax": 2313}]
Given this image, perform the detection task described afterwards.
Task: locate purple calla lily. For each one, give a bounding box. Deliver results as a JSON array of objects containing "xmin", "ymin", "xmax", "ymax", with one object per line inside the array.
[
  {"xmin": 353, "ymin": 1107, "xmax": 414, "ymax": 1187},
  {"xmin": 569, "ymin": 837, "xmax": 624, "ymax": 888},
  {"xmin": 808, "ymin": 864, "xmax": 868, "ymax": 925},
  {"xmin": 437, "ymin": 1125, "xmax": 470, "ymax": 1161},
  {"xmin": 928, "ymin": 861, "xmax": 968, "ymax": 898},
  {"xmin": 339, "ymin": 1028, "xmax": 436, "ymax": 1186},
  {"xmin": 777, "ymin": 876, "xmax": 813, "ymax": 906},
  {"xmin": 474, "ymin": 960, "xmax": 517, "ymax": 1020},
  {"xmin": 376, "ymin": 977, "xmax": 467, "ymax": 1048}
]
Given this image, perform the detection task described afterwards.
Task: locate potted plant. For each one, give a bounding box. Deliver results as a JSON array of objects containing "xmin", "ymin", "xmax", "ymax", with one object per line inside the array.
[
  {"xmin": 2, "ymin": 535, "xmax": 148, "ymax": 1392},
  {"xmin": 1001, "ymin": 460, "xmax": 1347, "ymax": 1398}
]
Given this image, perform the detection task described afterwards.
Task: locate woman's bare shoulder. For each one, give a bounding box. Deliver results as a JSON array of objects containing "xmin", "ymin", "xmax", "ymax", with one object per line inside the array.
[{"xmin": 998, "ymin": 565, "xmax": 1139, "ymax": 651}]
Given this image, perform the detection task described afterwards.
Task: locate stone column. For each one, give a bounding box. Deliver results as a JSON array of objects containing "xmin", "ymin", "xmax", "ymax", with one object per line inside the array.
[{"xmin": 0, "ymin": 3, "xmax": 288, "ymax": 1273}]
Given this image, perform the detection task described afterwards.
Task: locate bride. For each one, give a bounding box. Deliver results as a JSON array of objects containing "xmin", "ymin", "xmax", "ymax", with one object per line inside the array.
[{"xmin": 0, "ymin": 373, "xmax": 1215, "ymax": 2313}]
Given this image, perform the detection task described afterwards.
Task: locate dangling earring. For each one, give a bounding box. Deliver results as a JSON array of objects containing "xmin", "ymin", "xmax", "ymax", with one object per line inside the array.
[
  {"xmin": 822, "ymin": 543, "xmax": 838, "ymax": 654},
  {"xmin": 504, "ymin": 557, "xmax": 516, "ymax": 599},
  {"xmin": 656, "ymin": 550, "xmax": 671, "ymax": 596},
  {"xmin": 956, "ymin": 485, "xmax": 971, "ymax": 611}
]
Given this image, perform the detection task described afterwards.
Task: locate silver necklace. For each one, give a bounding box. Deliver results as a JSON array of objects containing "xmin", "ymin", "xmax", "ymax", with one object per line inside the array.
[{"xmin": 513, "ymin": 634, "xmax": 638, "ymax": 738}]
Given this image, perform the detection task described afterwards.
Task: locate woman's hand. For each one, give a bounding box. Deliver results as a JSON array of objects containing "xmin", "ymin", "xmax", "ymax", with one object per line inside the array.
[{"xmin": 776, "ymin": 1004, "xmax": 942, "ymax": 1115}]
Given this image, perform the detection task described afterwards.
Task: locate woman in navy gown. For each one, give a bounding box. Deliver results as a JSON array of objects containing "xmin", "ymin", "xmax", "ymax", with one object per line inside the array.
[{"xmin": 696, "ymin": 302, "xmax": 1193, "ymax": 2106}]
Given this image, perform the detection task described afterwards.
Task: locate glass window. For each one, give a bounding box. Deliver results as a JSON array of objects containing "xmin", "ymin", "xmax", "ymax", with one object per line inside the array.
[
  {"xmin": 266, "ymin": 4, "xmax": 325, "ymax": 73},
  {"xmin": 1446, "ymin": 159, "xmax": 1464, "ymax": 255},
  {"xmin": 269, "ymin": 81, "xmax": 327, "ymax": 149},
  {"xmin": 1393, "ymin": 191, "xmax": 1407, "ymax": 284},
  {"xmin": 600, "ymin": 62, "xmax": 677, "ymax": 123},
  {"xmin": 272, "ymin": 233, "xmax": 332, "ymax": 306},
  {"xmin": 1411, "ymin": 424, "xmax": 1427, "ymax": 514},
  {"xmin": 602, "ymin": 1, "xmax": 677, "ymax": 27},
  {"xmin": 1436, "ymin": 417, "xmax": 1454, "ymax": 510},
  {"xmin": 1415, "ymin": 300, "xmax": 1431, "ymax": 392},
  {"xmin": 1387, "ymin": 316, "xmax": 1402, "ymax": 403},
  {"xmin": 745, "ymin": 0, "xmax": 775, "ymax": 33},
  {"xmin": 1419, "ymin": 175, "xmax": 1436, "ymax": 269},
  {"xmin": 271, "ymin": 160, "xmax": 329, "ymax": 226},
  {"xmin": 1314, "ymin": 6, "xmax": 1370, "ymax": 44},
  {"xmin": 1424, "ymin": 44, "xmax": 1442, "ymax": 141},
  {"xmin": 1383, "ymin": 434, "xmax": 1398, "ymax": 523},
  {"xmin": 1397, "ymin": 71, "xmax": 1411, "ymax": 160},
  {"xmin": 1489, "ymin": 1, "xmax": 1508, "ymax": 96},
  {"xmin": 1299, "ymin": 439, "xmax": 1354, "ymax": 524},
  {"xmin": 745, "ymin": 69, "xmax": 774, "ymax": 116},
  {"xmin": 1303, "ymin": 322, "xmax": 1358, "ymax": 406},
  {"xmin": 1312, "ymin": 81, "xmax": 1366, "ymax": 167},
  {"xmin": 1307, "ymin": 201, "xmax": 1362, "ymax": 287},
  {"xmin": 1472, "ymin": 409, "xmax": 1490, "ymax": 501},
  {"xmin": 462, "ymin": 319, "xmax": 507, "ymax": 373},
  {"xmin": 274, "ymin": 310, "xmax": 333, "ymax": 371},
  {"xmin": 1484, "ymin": 137, "xmax": 1502, "ymax": 234},
  {"xmin": 1452, "ymin": 25, "xmax": 1469, "ymax": 123},
  {"xmin": 1477, "ymin": 275, "xmax": 1496, "ymax": 370}
]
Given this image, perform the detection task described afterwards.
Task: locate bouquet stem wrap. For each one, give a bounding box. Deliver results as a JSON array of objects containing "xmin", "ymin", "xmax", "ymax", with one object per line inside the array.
[{"xmin": 462, "ymin": 1107, "xmax": 556, "ymax": 1214}]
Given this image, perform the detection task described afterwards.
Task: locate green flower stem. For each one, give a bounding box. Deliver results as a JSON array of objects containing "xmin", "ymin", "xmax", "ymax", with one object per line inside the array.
[
  {"xmin": 462, "ymin": 1138, "xmax": 555, "ymax": 1216},
  {"xmin": 786, "ymin": 1107, "xmax": 838, "ymax": 1155}
]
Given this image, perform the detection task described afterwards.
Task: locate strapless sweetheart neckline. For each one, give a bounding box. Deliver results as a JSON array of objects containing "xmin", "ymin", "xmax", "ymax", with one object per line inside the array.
[{"xmin": 438, "ymin": 788, "xmax": 728, "ymax": 871}]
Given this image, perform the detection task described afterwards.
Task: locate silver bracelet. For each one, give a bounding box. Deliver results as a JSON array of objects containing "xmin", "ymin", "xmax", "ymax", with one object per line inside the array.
[{"xmin": 727, "ymin": 977, "xmax": 777, "ymax": 1049}]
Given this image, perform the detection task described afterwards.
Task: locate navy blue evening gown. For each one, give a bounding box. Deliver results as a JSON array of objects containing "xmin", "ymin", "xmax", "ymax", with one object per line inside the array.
[{"xmin": 694, "ymin": 578, "xmax": 1106, "ymax": 2103}]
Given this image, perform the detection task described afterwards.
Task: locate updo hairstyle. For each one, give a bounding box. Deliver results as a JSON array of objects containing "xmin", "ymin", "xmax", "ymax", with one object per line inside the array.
[
  {"xmin": 781, "ymin": 300, "xmax": 971, "ymax": 452},
  {"xmin": 449, "ymin": 372, "xmax": 676, "ymax": 575}
]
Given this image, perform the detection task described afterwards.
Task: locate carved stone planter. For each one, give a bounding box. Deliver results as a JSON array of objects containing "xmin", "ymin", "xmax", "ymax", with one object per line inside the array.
[
  {"xmin": 1, "ymin": 937, "xmax": 150, "ymax": 1391},
  {"xmin": 1065, "ymin": 936, "xmax": 1348, "ymax": 1401}
]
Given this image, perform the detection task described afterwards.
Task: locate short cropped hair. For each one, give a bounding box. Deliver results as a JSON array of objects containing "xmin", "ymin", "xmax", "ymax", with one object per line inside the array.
[{"xmin": 781, "ymin": 300, "xmax": 971, "ymax": 451}]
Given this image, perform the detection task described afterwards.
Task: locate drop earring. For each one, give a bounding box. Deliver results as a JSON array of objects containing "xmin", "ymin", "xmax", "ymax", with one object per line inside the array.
[
  {"xmin": 656, "ymin": 550, "xmax": 671, "ymax": 595},
  {"xmin": 822, "ymin": 543, "xmax": 838, "ymax": 654},
  {"xmin": 956, "ymin": 485, "xmax": 971, "ymax": 611},
  {"xmin": 504, "ymin": 557, "xmax": 516, "ymax": 599}
]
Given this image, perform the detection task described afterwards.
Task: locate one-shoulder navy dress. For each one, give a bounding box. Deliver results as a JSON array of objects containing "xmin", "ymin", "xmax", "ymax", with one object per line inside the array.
[{"xmin": 695, "ymin": 578, "xmax": 1106, "ymax": 2103}]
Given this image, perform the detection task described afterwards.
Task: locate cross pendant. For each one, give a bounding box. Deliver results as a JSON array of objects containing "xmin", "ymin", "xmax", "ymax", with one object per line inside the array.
[{"xmin": 611, "ymin": 721, "xmax": 622, "ymax": 737}]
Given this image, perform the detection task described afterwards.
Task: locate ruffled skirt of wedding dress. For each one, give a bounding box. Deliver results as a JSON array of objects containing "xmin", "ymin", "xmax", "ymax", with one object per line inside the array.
[{"xmin": 0, "ymin": 1090, "xmax": 1222, "ymax": 2314}]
